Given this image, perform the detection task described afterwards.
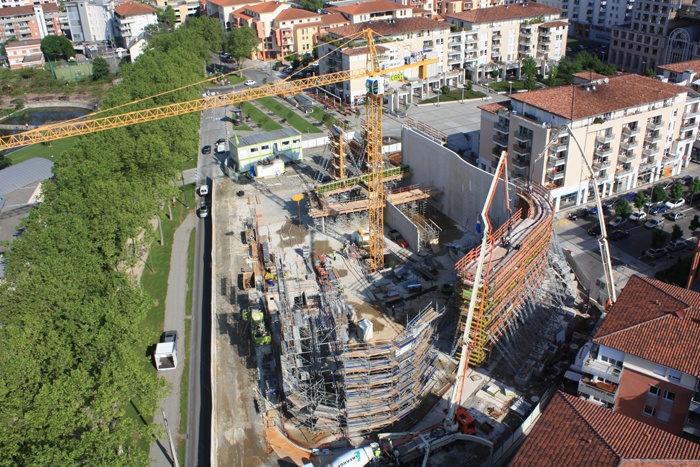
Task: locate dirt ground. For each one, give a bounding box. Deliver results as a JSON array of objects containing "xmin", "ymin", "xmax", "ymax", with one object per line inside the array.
[{"xmin": 0, "ymin": 89, "xmax": 105, "ymax": 110}]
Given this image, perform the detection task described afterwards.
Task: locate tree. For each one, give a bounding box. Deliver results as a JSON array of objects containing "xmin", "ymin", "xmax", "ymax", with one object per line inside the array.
[
  {"xmin": 633, "ymin": 191, "xmax": 648, "ymax": 211},
  {"xmin": 689, "ymin": 177, "xmax": 700, "ymax": 205},
  {"xmin": 465, "ymin": 81, "xmax": 473, "ymax": 92},
  {"xmin": 690, "ymin": 214, "xmax": 700, "ymax": 231},
  {"xmin": 671, "ymin": 224, "xmax": 684, "ymax": 242},
  {"xmin": 670, "ymin": 181, "xmax": 684, "ymax": 201},
  {"xmin": 91, "ymin": 57, "xmax": 111, "ymax": 81},
  {"xmin": 300, "ymin": 0, "xmax": 324, "ymax": 12},
  {"xmin": 652, "ymin": 184, "xmax": 667, "ymax": 203},
  {"xmin": 225, "ymin": 27, "xmax": 258, "ymax": 74},
  {"xmin": 522, "ymin": 56, "xmax": 538, "ymax": 90},
  {"xmin": 643, "ymin": 68, "xmax": 656, "ymax": 78},
  {"xmin": 615, "ymin": 199, "xmax": 632, "ymax": 218},
  {"xmin": 602, "ymin": 64, "xmax": 618, "ymax": 76},
  {"xmin": 41, "ymin": 34, "xmax": 75, "ymax": 61},
  {"xmin": 440, "ymin": 84, "xmax": 450, "ymax": 95},
  {"xmin": 651, "ymin": 229, "xmax": 669, "ymax": 249},
  {"xmin": 547, "ymin": 64, "xmax": 559, "ymax": 86},
  {"xmin": 157, "ymin": 5, "xmax": 177, "ymax": 31}
]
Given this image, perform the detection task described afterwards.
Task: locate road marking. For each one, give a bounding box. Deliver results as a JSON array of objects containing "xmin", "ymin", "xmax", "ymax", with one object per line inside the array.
[{"xmin": 553, "ymin": 218, "xmax": 571, "ymax": 228}]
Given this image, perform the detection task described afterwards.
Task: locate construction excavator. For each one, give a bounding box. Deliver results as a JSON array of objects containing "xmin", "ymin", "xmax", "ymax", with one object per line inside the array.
[{"xmin": 0, "ymin": 29, "xmax": 437, "ymax": 274}]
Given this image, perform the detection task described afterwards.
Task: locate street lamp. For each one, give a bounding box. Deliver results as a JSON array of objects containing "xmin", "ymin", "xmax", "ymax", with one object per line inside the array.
[{"xmin": 508, "ymin": 80, "xmax": 513, "ymax": 95}]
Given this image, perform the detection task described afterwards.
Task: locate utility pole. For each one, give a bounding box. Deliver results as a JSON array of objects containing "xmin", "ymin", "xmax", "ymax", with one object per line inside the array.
[{"xmin": 161, "ymin": 409, "xmax": 179, "ymax": 467}]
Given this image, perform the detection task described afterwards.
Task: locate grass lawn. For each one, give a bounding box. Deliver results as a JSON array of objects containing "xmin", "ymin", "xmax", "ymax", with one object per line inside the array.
[
  {"xmin": 51, "ymin": 62, "xmax": 94, "ymax": 82},
  {"xmin": 309, "ymin": 106, "xmax": 344, "ymax": 128},
  {"xmin": 258, "ymin": 97, "xmax": 322, "ymax": 134},
  {"xmin": 421, "ymin": 88, "xmax": 486, "ymax": 104},
  {"xmin": 487, "ymin": 81, "xmax": 527, "ymax": 93},
  {"xmin": 132, "ymin": 184, "xmax": 195, "ymax": 457},
  {"xmin": 6, "ymin": 137, "xmax": 77, "ymax": 165},
  {"xmin": 232, "ymin": 122, "xmax": 253, "ymax": 131},
  {"xmin": 240, "ymin": 102, "xmax": 283, "ymax": 131},
  {"xmin": 177, "ymin": 228, "xmax": 196, "ymax": 463}
]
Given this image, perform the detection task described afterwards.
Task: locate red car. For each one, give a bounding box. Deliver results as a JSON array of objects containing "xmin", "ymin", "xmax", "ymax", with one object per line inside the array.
[{"xmin": 396, "ymin": 237, "xmax": 408, "ymax": 248}]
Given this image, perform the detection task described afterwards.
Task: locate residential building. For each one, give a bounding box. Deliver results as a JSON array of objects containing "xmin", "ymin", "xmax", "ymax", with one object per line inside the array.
[
  {"xmin": 609, "ymin": 0, "xmax": 699, "ymax": 74},
  {"xmin": 435, "ymin": 0, "xmax": 505, "ymax": 16},
  {"xmin": 657, "ymin": 57, "xmax": 700, "ymax": 87},
  {"xmin": 325, "ymin": 0, "xmax": 414, "ymax": 24},
  {"xmin": 0, "ymin": 3, "xmax": 66, "ymax": 42},
  {"xmin": 390, "ymin": 0, "xmax": 436, "ymax": 16},
  {"xmin": 5, "ymin": 37, "xmax": 43, "ymax": 69},
  {"xmin": 229, "ymin": 128, "xmax": 303, "ymax": 174},
  {"xmin": 537, "ymin": 0, "xmax": 633, "ymax": 42},
  {"xmin": 478, "ymin": 74, "xmax": 697, "ymax": 211},
  {"xmin": 113, "ymin": 2, "xmax": 157, "ymax": 48},
  {"xmin": 445, "ymin": 4, "xmax": 568, "ymax": 84},
  {"xmin": 317, "ymin": 17, "xmax": 457, "ymax": 106},
  {"xmin": 510, "ymin": 391, "xmax": 700, "ymax": 465},
  {"xmin": 571, "ymin": 275, "xmax": 700, "ymax": 438},
  {"xmin": 230, "ymin": 1, "xmax": 289, "ymax": 59},
  {"xmin": 0, "ymin": 0, "xmax": 56, "ymax": 8},
  {"xmin": 153, "ymin": 0, "xmax": 200, "ymax": 27},
  {"xmin": 269, "ymin": 9, "xmax": 349, "ymax": 58},
  {"xmin": 66, "ymin": 0, "xmax": 115, "ymax": 43},
  {"xmin": 205, "ymin": 0, "xmax": 260, "ymax": 30}
]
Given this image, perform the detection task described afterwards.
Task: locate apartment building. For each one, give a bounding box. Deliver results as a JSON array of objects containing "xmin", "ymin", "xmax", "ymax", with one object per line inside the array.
[
  {"xmin": 478, "ymin": 74, "xmax": 697, "ymax": 211},
  {"xmin": 325, "ymin": 0, "xmax": 413, "ymax": 24},
  {"xmin": 66, "ymin": 0, "xmax": 115, "ymax": 43},
  {"xmin": 435, "ymin": 0, "xmax": 505, "ymax": 16},
  {"xmin": 537, "ymin": 0, "xmax": 633, "ymax": 42},
  {"xmin": 5, "ymin": 37, "xmax": 43, "ymax": 69},
  {"xmin": 317, "ymin": 17, "xmax": 455, "ymax": 106},
  {"xmin": 269, "ymin": 9, "xmax": 349, "ymax": 58},
  {"xmin": 445, "ymin": 3, "xmax": 567, "ymax": 84},
  {"xmin": 570, "ymin": 275, "xmax": 700, "ymax": 438},
  {"xmin": 609, "ymin": 0, "xmax": 699, "ymax": 74},
  {"xmin": 206, "ymin": 0, "xmax": 260, "ymax": 30},
  {"xmin": 231, "ymin": 2, "xmax": 289, "ymax": 59},
  {"xmin": 113, "ymin": 2, "xmax": 157, "ymax": 48},
  {"xmin": 0, "ymin": 3, "xmax": 66, "ymax": 42},
  {"xmin": 0, "ymin": 0, "xmax": 56, "ymax": 8},
  {"xmin": 153, "ymin": 0, "xmax": 200, "ymax": 27},
  {"xmin": 510, "ymin": 391, "xmax": 700, "ymax": 465}
]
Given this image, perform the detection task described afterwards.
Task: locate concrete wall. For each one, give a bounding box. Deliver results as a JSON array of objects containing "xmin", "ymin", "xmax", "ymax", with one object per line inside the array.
[
  {"xmin": 385, "ymin": 201, "xmax": 420, "ymax": 251},
  {"xmin": 402, "ymin": 126, "xmax": 515, "ymax": 233}
]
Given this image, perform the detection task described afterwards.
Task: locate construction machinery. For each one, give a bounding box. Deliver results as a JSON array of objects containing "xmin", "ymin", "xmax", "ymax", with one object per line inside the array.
[{"xmin": 0, "ymin": 30, "xmax": 436, "ymax": 273}]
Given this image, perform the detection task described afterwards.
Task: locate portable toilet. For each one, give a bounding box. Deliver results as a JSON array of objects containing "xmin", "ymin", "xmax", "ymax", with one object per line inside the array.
[{"xmin": 357, "ymin": 319, "xmax": 373, "ymax": 342}]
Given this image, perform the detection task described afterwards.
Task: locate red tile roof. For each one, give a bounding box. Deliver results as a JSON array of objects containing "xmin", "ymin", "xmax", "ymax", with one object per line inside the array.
[
  {"xmin": 540, "ymin": 20, "xmax": 568, "ymax": 28},
  {"xmin": 42, "ymin": 3, "xmax": 59, "ymax": 12},
  {"xmin": 318, "ymin": 12, "xmax": 349, "ymax": 27},
  {"xmin": 478, "ymin": 102, "xmax": 509, "ymax": 115},
  {"xmin": 327, "ymin": 16, "xmax": 449, "ymax": 37},
  {"xmin": 511, "ymin": 74, "xmax": 685, "ymax": 120},
  {"xmin": 0, "ymin": 5, "xmax": 34, "ymax": 17},
  {"xmin": 115, "ymin": 2, "xmax": 156, "ymax": 16},
  {"xmin": 573, "ymin": 71, "xmax": 608, "ymax": 81},
  {"xmin": 275, "ymin": 7, "xmax": 318, "ymax": 22},
  {"xmin": 658, "ymin": 59, "xmax": 700, "ymax": 75},
  {"xmin": 510, "ymin": 392, "xmax": 700, "ymax": 466},
  {"xmin": 246, "ymin": 1, "xmax": 285, "ymax": 13},
  {"xmin": 446, "ymin": 3, "xmax": 563, "ymax": 23},
  {"xmin": 335, "ymin": 0, "xmax": 406, "ymax": 15},
  {"xmin": 593, "ymin": 275, "xmax": 700, "ymax": 377},
  {"xmin": 207, "ymin": 0, "xmax": 258, "ymax": 7},
  {"xmin": 343, "ymin": 45, "xmax": 389, "ymax": 56},
  {"xmin": 5, "ymin": 38, "xmax": 42, "ymax": 48}
]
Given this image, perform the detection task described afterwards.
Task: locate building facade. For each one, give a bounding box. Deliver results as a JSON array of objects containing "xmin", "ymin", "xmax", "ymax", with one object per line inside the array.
[
  {"xmin": 325, "ymin": 0, "xmax": 413, "ymax": 24},
  {"xmin": 66, "ymin": 0, "xmax": 115, "ymax": 43},
  {"xmin": 230, "ymin": 1, "xmax": 289, "ymax": 59},
  {"xmin": 113, "ymin": 2, "xmax": 157, "ymax": 48},
  {"xmin": 229, "ymin": 128, "xmax": 303, "ymax": 174},
  {"xmin": 478, "ymin": 74, "xmax": 697, "ymax": 211},
  {"xmin": 205, "ymin": 0, "xmax": 260, "ymax": 30},
  {"xmin": 445, "ymin": 4, "xmax": 568, "ymax": 84},
  {"xmin": 5, "ymin": 37, "xmax": 43, "ymax": 69},
  {"xmin": 572, "ymin": 275, "xmax": 700, "ymax": 438},
  {"xmin": 537, "ymin": 0, "xmax": 633, "ymax": 42},
  {"xmin": 153, "ymin": 0, "xmax": 200, "ymax": 27},
  {"xmin": 0, "ymin": 3, "xmax": 66, "ymax": 42}
]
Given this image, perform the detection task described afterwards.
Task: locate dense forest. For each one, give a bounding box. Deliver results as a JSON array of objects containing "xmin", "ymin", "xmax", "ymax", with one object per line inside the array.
[{"xmin": 0, "ymin": 17, "xmax": 223, "ymax": 466}]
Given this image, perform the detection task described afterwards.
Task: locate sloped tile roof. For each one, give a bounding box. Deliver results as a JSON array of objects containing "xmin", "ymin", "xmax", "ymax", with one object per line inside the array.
[
  {"xmin": 208, "ymin": 0, "xmax": 258, "ymax": 8},
  {"xmin": 510, "ymin": 392, "xmax": 700, "ymax": 466},
  {"xmin": 510, "ymin": 74, "xmax": 684, "ymax": 120},
  {"xmin": 318, "ymin": 12, "xmax": 349, "ymax": 27},
  {"xmin": 593, "ymin": 275, "xmax": 700, "ymax": 376},
  {"xmin": 343, "ymin": 45, "xmax": 388, "ymax": 56},
  {"xmin": 275, "ymin": 8, "xmax": 318, "ymax": 22},
  {"xmin": 446, "ymin": 3, "xmax": 563, "ymax": 23},
  {"xmin": 0, "ymin": 5, "xmax": 34, "ymax": 16},
  {"xmin": 573, "ymin": 71, "xmax": 608, "ymax": 81},
  {"xmin": 658, "ymin": 59, "xmax": 700, "ymax": 75},
  {"xmin": 115, "ymin": 2, "xmax": 156, "ymax": 16},
  {"xmin": 335, "ymin": 0, "xmax": 405, "ymax": 15},
  {"xmin": 478, "ymin": 102, "xmax": 509, "ymax": 115},
  {"xmin": 246, "ymin": 1, "xmax": 286, "ymax": 13},
  {"xmin": 327, "ymin": 16, "xmax": 449, "ymax": 37}
]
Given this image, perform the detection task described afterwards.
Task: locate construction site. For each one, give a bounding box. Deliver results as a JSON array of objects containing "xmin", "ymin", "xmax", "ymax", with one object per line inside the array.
[{"xmin": 212, "ymin": 116, "xmax": 582, "ymax": 466}]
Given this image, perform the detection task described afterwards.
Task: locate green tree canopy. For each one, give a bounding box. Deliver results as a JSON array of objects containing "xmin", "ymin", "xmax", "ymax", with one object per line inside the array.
[
  {"xmin": 651, "ymin": 229, "xmax": 669, "ymax": 249},
  {"xmin": 633, "ymin": 191, "xmax": 648, "ymax": 211},
  {"xmin": 91, "ymin": 57, "xmax": 111, "ymax": 81},
  {"xmin": 671, "ymin": 224, "xmax": 684, "ymax": 241},
  {"xmin": 652, "ymin": 185, "xmax": 667, "ymax": 203},
  {"xmin": 690, "ymin": 177, "xmax": 700, "ymax": 204},
  {"xmin": 670, "ymin": 181, "xmax": 684, "ymax": 201},
  {"xmin": 225, "ymin": 27, "xmax": 258, "ymax": 71},
  {"xmin": 643, "ymin": 68, "xmax": 656, "ymax": 78},
  {"xmin": 41, "ymin": 34, "xmax": 75, "ymax": 60},
  {"xmin": 615, "ymin": 199, "xmax": 632, "ymax": 218},
  {"xmin": 300, "ymin": 0, "xmax": 324, "ymax": 12},
  {"xmin": 157, "ymin": 5, "xmax": 177, "ymax": 31}
]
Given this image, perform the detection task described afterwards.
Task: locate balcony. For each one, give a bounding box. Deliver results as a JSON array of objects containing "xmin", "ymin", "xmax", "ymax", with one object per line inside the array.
[
  {"xmin": 647, "ymin": 119, "xmax": 664, "ymax": 130},
  {"xmin": 547, "ymin": 169, "xmax": 565, "ymax": 180},
  {"xmin": 616, "ymin": 166, "xmax": 635, "ymax": 177},
  {"xmin": 622, "ymin": 125, "xmax": 640, "ymax": 136},
  {"xmin": 679, "ymin": 131, "xmax": 695, "ymax": 141},
  {"xmin": 492, "ymin": 31, "xmax": 502, "ymax": 39},
  {"xmin": 664, "ymin": 152, "xmax": 682, "ymax": 163},
  {"xmin": 513, "ymin": 156, "xmax": 530, "ymax": 168},
  {"xmin": 593, "ymin": 158, "xmax": 611, "ymax": 169},
  {"xmin": 685, "ymin": 106, "xmax": 700, "ymax": 117},
  {"xmin": 645, "ymin": 132, "xmax": 662, "ymax": 143},
  {"xmin": 619, "ymin": 152, "xmax": 637, "ymax": 163},
  {"xmin": 548, "ymin": 155, "xmax": 566, "ymax": 167},
  {"xmin": 514, "ymin": 132, "xmax": 532, "ymax": 143},
  {"xmin": 579, "ymin": 377, "xmax": 619, "ymax": 405},
  {"xmin": 596, "ymin": 132, "xmax": 616, "ymax": 143},
  {"xmin": 581, "ymin": 357, "xmax": 623, "ymax": 384},
  {"xmin": 595, "ymin": 146, "xmax": 613, "ymax": 157},
  {"xmin": 494, "ymin": 121, "xmax": 510, "ymax": 133},
  {"xmin": 620, "ymin": 140, "xmax": 638, "ymax": 150},
  {"xmin": 493, "ymin": 134, "xmax": 509, "ymax": 147},
  {"xmin": 551, "ymin": 141, "xmax": 568, "ymax": 152},
  {"xmin": 513, "ymin": 144, "xmax": 531, "ymax": 156},
  {"xmin": 642, "ymin": 147, "xmax": 659, "ymax": 158},
  {"xmin": 520, "ymin": 29, "xmax": 532, "ymax": 37},
  {"xmin": 639, "ymin": 158, "xmax": 657, "ymax": 171},
  {"xmin": 682, "ymin": 118, "xmax": 697, "ymax": 128}
]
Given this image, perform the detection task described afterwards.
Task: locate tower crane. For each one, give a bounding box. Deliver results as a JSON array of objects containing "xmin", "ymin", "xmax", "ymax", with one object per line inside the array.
[{"xmin": 0, "ymin": 29, "xmax": 436, "ymax": 273}]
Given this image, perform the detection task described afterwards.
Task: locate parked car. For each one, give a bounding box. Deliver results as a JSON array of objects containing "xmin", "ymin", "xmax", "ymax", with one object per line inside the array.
[
  {"xmin": 609, "ymin": 230, "xmax": 630, "ymax": 241},
  {"xmin": 682, "ymin": 175, "xmax": 694, "ymax": 186},
  {"xmin": 623, "ymin": 191, "xmax": 637, "ymax": 202},
  {"xmin": 644, "ymin": 218, "xmax": 665, "ymax": 229},
  {"xmin": 665, "ymin": 198, "xmax": 685, "ymax": 210},
  {"xmin": 608, "ymin": 216, "xmax": 627, "ymax": 228},
  {"xmin": 666, "ymin": 211, "xmax": 686, "ymax": 222},
  {"xmin": 629, "ymin": 211, "xmax": 647, "ymax": 222},
  {"xmin": 649, "ymin": 204, "xmax": 668, "ymax": 215},
  {"xmin": 644, "ymin": 247, "xmax": 668, "ymax": 260},
  {"xmin": 666, "ymin": 240, "xmax": 688, "ymax": 252},
  {"xmin": 396, "ymin": 237, "xmax": 409, "ymax": 248},
  {"xmin": 202, "ymin": 145, "xmax": 212, "ymax": 154},
  {"xmin": 602, "ymin": 198, "xmax": 620, "ymax": 210},
  {"xmin": 198, "ymin": 184, "xmax": 209, "ymax": 197},
  {"xmin": 588, "ymin": 224, "xmax": 602, "ymax": 236},
  {"xmin": 567, "ymin": 208, "xmax": 589, "ymax": 220},
  {"xmin": 216, "ymin": 137, "xmax": 226, "ymax": 145},
  {"xmin": 198, "ymin": 204, "xmax": 209, "ymax": 218},
  {"xmin": 244, "ymin": 79, "xmax": 257, "ymax": 86},
  {"xmin": 589, "ymin": 205, "xmax": 610, "ymax": 215}
]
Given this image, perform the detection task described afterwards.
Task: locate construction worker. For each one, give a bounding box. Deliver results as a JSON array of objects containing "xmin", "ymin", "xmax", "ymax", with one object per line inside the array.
[{"xmin": 333, "ymin": 251, "xmax": 337, "ymax": 261}]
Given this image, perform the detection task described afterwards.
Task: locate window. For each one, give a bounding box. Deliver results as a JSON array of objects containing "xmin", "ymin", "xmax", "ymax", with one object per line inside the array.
[
  {"xmin": 668, "ymin": 369, "xmax": 682, "ymax": 383},
  {"xmin": 250, "ymin": 147, "xmax": 258, "ymax": 153},
  {"xmin": 282, "ymin": 140, "xmax": 290, "ymax": 146},
  {"xmin": 643, "ymin": 404, "xmax": 656, "ymax": 416},
  {"xmin": 648, "ymin": 386, "xmax": 660, "ymax": 396},
  {"xmin": 663, "ymin": 390, "xmax": 676, "ymax": 401},
  {"xmin": 261, "ymin": 145, "xmax": 269, "ymax": 151}
]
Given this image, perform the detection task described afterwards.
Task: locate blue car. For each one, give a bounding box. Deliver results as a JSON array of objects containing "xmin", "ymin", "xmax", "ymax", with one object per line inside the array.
[
  {"xmin": 649, "ymin": 204, "xmax": 668, "ymax": 215},
  {"xmin": 623, "ymin": 191, "xmax": 637, "ymax": 202},
  {"xmin": 589, "ymin": 205, "xmax": 610, "ymax": 215}
]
